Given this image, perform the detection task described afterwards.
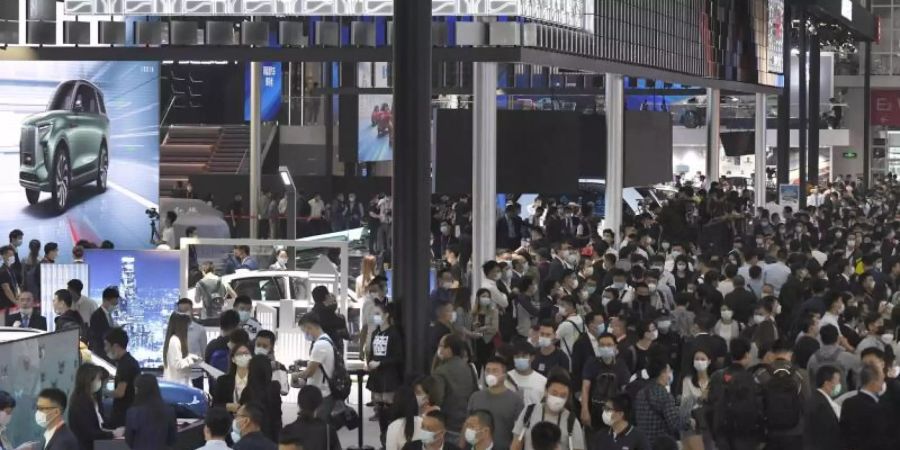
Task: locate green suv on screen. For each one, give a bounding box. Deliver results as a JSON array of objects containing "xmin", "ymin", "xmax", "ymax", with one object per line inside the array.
[{"xmin": 19, "ymin": 80, "xmax": 110, "ymax": 211}]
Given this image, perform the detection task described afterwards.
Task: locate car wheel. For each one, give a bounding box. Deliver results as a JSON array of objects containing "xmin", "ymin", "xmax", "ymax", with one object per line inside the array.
[
  {"xmin": 96, "ymin": 144, "xmax": 108, "ymax": 192},
  {"xmin": 25, "ymin": 189, "xmax": 39, "ymax": 205},
  {"xmin": 51, "ymin": 150, "xmax": 70, "ymax": 212}
]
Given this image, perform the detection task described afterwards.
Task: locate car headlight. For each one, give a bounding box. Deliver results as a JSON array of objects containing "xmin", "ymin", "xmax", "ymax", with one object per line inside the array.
[{"xmin": 37, "ymin": 123, "xmax": 52, "ymax": 141}]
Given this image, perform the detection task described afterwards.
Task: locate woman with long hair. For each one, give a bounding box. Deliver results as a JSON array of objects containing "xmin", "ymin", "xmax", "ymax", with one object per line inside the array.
[
  {"xmin": 680, "ymin": 349, "xmax": 713, "ymax": 450},
  {"xmin": 162, "ymin": 313, "xmax": 199, "ymax": 385},
  {"xmin": 213, "ymin": 343, "xmax": 252, "ymax": 413},
  {"xmin": 22, "ymin": 239, "xmax": 41, "ymax": 296},
  {"xmin": 384, "ymin": 386, "xmax": 425, "ymax": 450},
  {"xmin": 366, "ymin": 302, "xmax": 404, "ymax": 422},
  {"xmin": 269, "ymin": 248, "xmax": 289, "ymax": 270},
  {"xmin": 472, "ymin": 288, "xmax": 499, "ymax": 371},
  {"xmin": 125, "ymin": 374, "xmax": 176, "ymax": 450},
  {"xmin": 282, "ymin": 386, "xmax": 341, "ymax": 449},
  {"xmin": 238, "ymin": 354, "xmax": 282, "ymax": 441},
  {"xmin": 69, "ymin": 364, "xmax": 113, "ymax": 450},
  {"xmin": 356, "ymin": 254, "xmax": 378, "ymax": 298}
]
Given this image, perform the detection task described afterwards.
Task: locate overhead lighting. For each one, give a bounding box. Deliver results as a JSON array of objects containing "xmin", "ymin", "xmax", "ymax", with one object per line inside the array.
[{"xmin": 279, "ymin": 166, "xmax": 294, "ymax": 190}]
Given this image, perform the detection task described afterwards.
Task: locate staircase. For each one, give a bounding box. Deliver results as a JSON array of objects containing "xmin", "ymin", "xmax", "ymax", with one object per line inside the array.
[
  {"xmin": 208, "ymin": 125, "xmax": 250, "ymax": 173},
  {"xmin": 159, "ymin": 125, "xmax": 250, "ymax": 196}
]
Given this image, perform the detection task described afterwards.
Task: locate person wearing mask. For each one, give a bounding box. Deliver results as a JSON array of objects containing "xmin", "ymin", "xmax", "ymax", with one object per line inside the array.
[
  {"xmin": 804, "ymin": 366, "xmax": 843, "ymax": 450},
  {"xmin": 104, "ymin": 327, "xmax": 140, "ymax": 428},
  {"xmin": 633, "ymin": 359, "xmax": 682, "ymax": 444},
  {"xmin": 239, "ymin": 355, "xmax": 282, "ymax": 441},
  {"xmin": 401, "ymin": 410, "xmax": 460, "ymax": 450},
  {"xmin": 432, "ymin": 334, "xmax": 478, "ymax": 445},
  {"xmin": 125, "ymin": 374, "xmax": 177, "ymax": 450},
  {"xmin": 254, "ymin": 330, "xmax": 290, "ymax": 395},
  {"xmin": 386, "ymin": 387, "xmax": 426, "ymax": 450},
  {"xmin": 52, "ymin": 289, "xmax": 86, "ymax": 339},
  {"xmin": 22, "ymin": 239, "xmax": 41, "ymax": 299},
  {"xmin": 472, "ymin": 288, "xmax": 500, "ymax": 371},
  {"xmin": 680, "ymin": 350, "xmax": 711, "ymax": 450},
  {"xmin": 631, "ymin": 320, "xmax": 660, "ymax": 376},
  {"xmin": 234, "ymin": 295, "xmax": 262, "ymax": 341},
  {"xmin": 508, "ymin": 343, "xmax": 548, "ymax": 407},
  {"xmin": 462, "ymin": 410, "xmax": 496, "ymax": 450},
  {"xmin": 295, "ymin": 313, "xmax": 337, "ymax": 420},
  {"xmin": 467, "ymin": 357, "xmax": 525, "ymax": 450},
  {"xmin": 36, "ymin": 388, "xmax": 79, "ymax": 450},
  {"xmin": 0, "ymin": 391, "xmax": 16, "ymax": 450},
  {"xmin": 205, "ymin": 310, "xmax": 242, "ymax": 391},
  {"xmin": 555, "ymin": 296, "xmax": 584, "ymax": 366},
  {"xmin": 171, "ymin": 298, "xmax": 208, "ymax": 389},
  {"xmin": 163, "ymin": 312, "xmax": 203, "ymax": 385},
  {"xmin": 0, "ymin": 246, "xmax": 18, "ymax": 325},
  {"xmin": 752, "ymin": 340, "xmax": 810, "ymax": 449},
  {"xmin": 233, "ymin": 246, "xmax": 259, "ymax": 271},
  {"xmin": 533, "ymin": 321, "xmax": 571, "ymax": 377},
  {"xmin": 569, "ymin": 312, "xmax": 607, "ymax": 393},
  {"xmin": 807, "ymin": 324, "xmax": 860, "ymax": 395},
  {"xmin": 707, "ymin": 338, "xmax": 763, "ymax": 450},
  {"xmin": 5, "ymin": 290, "xmax": 46, "ymax": 330},
  {"xmin": 232, "ymin": 403, "xmax": 277, "ymax": 450},
  {"xmin": 7, "ymin": 230, "xmax": 22, "ymax": 284},
  {"xmin": 840, "ymin": 363, "xmax": 893, "ymax": 450},
  {"xmin": 269, "ymin": 249, "xmax": 289, "ymax": 271},
  {"xmin": 855, "ymin": 314, "xmax": 890, "ymax": 356},
  {"xmin": 714, "ymin": 305, "xmax": 743, "ymax": 350},
  {"xmin": 591, "ymin": 394, "xmax": 652, "ymax": 450},
  {"xmin": 196, "ymin": 407, "xmax": 233, "ymax": 450},
  {"xmin": 511, "ymin": 373, "xmax": 586, "ymax": 450},
  {"xmin": 195, "ymin": 261, "xmax": 236, "ymax": 321},
  {"xmin": 281, "ymin": 386, "xmax": 341, "ymax": 450},
  {"xmin": 310, "ymin": 286, "xmax": 350, "ymax": 345},
  {"xmin": 214, "ymin": 342, "xmax": 253, "ymax": 413},
  {"xmin": 69, "ymin": 364, "xmax": 117, "ymax": 449},
  {"xmin": 367, "ymin": 303, "xmax": 404, "ymax": 420},
  {"xmin": 67, "ymin": 279, "xmax": 97, "ymax": 325},
  {"xmin": 360, "ymin": 281, "xmax": 387, "ymax": 359},
  {"xmin": 428, "ymin": 302, "xmax": 457, "ymax": 364},
  {"xmin": 88, "ymin": 287, "xmax": 119, "ymax": 354}
]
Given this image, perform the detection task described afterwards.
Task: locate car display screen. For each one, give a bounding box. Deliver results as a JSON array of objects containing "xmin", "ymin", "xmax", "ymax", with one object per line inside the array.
[
  {"xmin": 0, "ymin": 61, "xmax": 160, "ymax": 257},
  {"xmin": 358, "ymin": 94, "xmax": 394, "ymax": 162},
  {"xmin": 84, "ymin": 249, "xmax": 180, "ymax": 368}
]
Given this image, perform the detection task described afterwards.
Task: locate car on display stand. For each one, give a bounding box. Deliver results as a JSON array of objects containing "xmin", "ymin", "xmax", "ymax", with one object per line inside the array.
[
  {"xmin": 19, "ymin": 80, "xmax": 110, "ymax": 211},
  {"xmin": 0, "ymin": 327, "xmax": 209, "ymax": 419}
]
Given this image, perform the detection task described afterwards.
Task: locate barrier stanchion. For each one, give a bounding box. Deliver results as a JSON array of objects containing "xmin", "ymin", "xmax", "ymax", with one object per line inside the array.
[{"xmin": 347, "ymin": 368, "xmax": 375, "ymax": 450}]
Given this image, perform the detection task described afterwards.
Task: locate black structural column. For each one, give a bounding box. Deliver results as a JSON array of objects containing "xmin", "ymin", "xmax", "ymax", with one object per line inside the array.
[
  {"xmin": 777, "ymin": 5, "xmax": 792, "ymax": 186},
  {"xmin": 864, "ymin": 0, "xmax": 873, "ymax": 189},
  {"xmin": 393, "ymin": 0, "xmax": 432, "ymax": 378},
  {"xmin": 798, "ymin": 8, "xmax": 808, "ymax": 208},
  {"xmin": 809, "ymin": 32, "xmax": 820, "ymax": 191}
]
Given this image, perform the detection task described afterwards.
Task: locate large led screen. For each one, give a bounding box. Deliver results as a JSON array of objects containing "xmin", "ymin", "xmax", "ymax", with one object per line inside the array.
[
  {"xmin": 0, "ymin": 61, "xmax": 160, "ymax": 257},
  {"xmin": 359, "ymin": 94, "xmax": 393, "ymax": 162},
  {"xmin": 84, "ymin": 249, "xmax": 180, "ymax": 368}
]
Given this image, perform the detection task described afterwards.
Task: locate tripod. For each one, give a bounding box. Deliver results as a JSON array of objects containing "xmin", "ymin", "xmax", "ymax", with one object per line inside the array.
[{"xmin": 149, "ymin": 219, "xmax": 160, "ymax": 245}]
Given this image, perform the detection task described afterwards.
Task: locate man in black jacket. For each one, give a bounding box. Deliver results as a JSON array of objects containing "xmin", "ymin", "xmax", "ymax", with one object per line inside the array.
[
  {"xmin": 4, "ymin": 291, "xmax": 46, "ymax": 330},
  {"xmin": 89, "ymin": 287, "xmax": 119, "ymax": 353},
  {"xmin": 402, "ymin": 410, "xmax": 460, "ymax": 450},
  {"xmin": 804, "ymin": 366, "xmax": 843, "ymax": 450},
  {"xmin": 840, "ymin": 363, "xmax": 893, "ymax": 450},
  {"xmin": 310, "ymin": 286, "xmax": 349, "ymax": 344},
  {"xmin": 233, "ymin": 403, "xmax": 276, "ymax": 450},
  {"xmin": 724, "ymin": 276, "xmax": 757, "ymax": 325},
  {"xmin": 37, "ymin": 388, "xmax": 79, "ymax": 450},
  {"xmin": 52, "ymin": 289, "xmax": 86, "ymax": 340}
]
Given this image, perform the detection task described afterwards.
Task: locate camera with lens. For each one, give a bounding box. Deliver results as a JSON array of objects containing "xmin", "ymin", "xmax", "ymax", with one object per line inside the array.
[{"xmin": 145, "ymin": 208, "xmax": 160, "ymax": 220}]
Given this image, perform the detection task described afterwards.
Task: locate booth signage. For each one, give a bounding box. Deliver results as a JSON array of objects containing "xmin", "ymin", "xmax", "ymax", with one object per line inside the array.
[
  {"xmin": 64, "ymin": 0, "xmax": 587, "ymax": 29},
  {"xmin": 842, "ymin": 0, "xmax": 854, "ymax": 21},
  {"xmin": 871, "ymin": 90, "xmax": 900, "ymax": 126}
]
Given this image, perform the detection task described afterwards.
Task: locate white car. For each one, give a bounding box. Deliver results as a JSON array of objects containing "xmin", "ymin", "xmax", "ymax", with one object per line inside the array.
[{"xmin": 188, "ymin": 270, "xmax": 360, "ymax": 309}]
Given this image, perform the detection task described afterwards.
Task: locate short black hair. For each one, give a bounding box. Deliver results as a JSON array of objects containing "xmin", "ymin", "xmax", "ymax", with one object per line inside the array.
[
  {"xmin": 298, "ymin": 312, "xmax": 322, "ymax": 327},
  {"xmin": 9, "ymin": 229, "xmax": 23, "ymax": 240},
  {"xmin": 256, "ymin": 329, "xmax": 276, "ymax": 345},
  {"xmin": 239, "ymin": 402, "xmax": 265, "ymax": 426},
  {"xmin": 204, "ymin": 407, "xmax": 232, "ymax": 437},
  {"xmin": 0, "ymin": 245, "xmax": 12, "ymax": 256},
  {"xmin": 38, "ymin": 388, "xmax": 68, "ymax": 412},
  {"xmin": 485, "ymin": 356, "xmax": 508, "ymax": 370},
  {"xmin": 219, "ymin": 310, "xmax": 240, "ymax": 330},
  {"xmin": 469, "ymin": 409, "xmax": 495, "ymax": 433},
  {"xmin": 233, "ymin": 295, "xmax": 252, "ymax": 307},
  {"xmin": 530, "ymin": 422, "xmax": 562, "ymax": 450},
  {"xmin": 820, "ymin": 324, "xmax": 839, "ymax": 345},
  {"xmin": 102, "ymin": 287, "xmax": 120, "ymax": 300},
  {"xmin": 67, "ymin": 279, "xmax": 84, "ymax": 294},
  {"xmin": 44, "ymin": 242, "xmax": 58, "ymax": 254},
  {"xmin": 176, "ymin": 298, "xmax": 192, "ymax": 307},
  {"xmin": 185, "ymin": 226, "xmax": 197, "ymax": 236},
  {"xmin": 312, "ymin": 285, "xmax": 330, "ymax": 303},
  {"xmin": 815, "ymin": 365, "xmax": 840, "ymax": 389},
  {"xmin": 297, "ymin": 385, "xmax": 323, "ymax": 413},
  {"xmin": 0, "ymin": 390, "xmax": 15, "ymax": 410},
  {"xmin": 54, "ymin": 289, "xmax": 73, "ymax": 307},
  {"xmin": 729, "ymin": 337, "xmax": 751, "ymax": 362},
  {"xmin": 104, "ymin": 327, "xmax": 129, "ymax": 349},
  {"xmin": 441, "ymin": 333, "xmax": 466, "ymax": 357}
]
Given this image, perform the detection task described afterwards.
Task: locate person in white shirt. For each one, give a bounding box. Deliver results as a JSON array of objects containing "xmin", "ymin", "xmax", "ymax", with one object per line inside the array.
[
  {"xmin": 67, "ymin": 279, "xmax": 97, "ymax": 325},
  {"xmin": 195, "ymin": 407, "xmax": 232, "ymax": 450},
  {"xmin": 507, "ymin": 344, "xmax": 547, "ymax": 407},
  {"xmin": 254, "ymin": 330, "xmax": 290, "ymax": 396},
  {"xmin": 762, "ymin": 250, "xmax": 791, "ymax": 295},
  {"xmin": 269, "ymin": 249, "xmax": 289, "ymax": 271},
  {"xmin": 158, "ymin": 211, "xmax": 178, "ymax": 248},
  {"xmin": 555, "ymin": 297, "xmax": 584, "ymax": 365},
  {"xmin": 174, "ymin": 299, "xmax": 208, "ymax": 389},
  {"xmin": 511, "ymin": 374, "xmax": 586, "ymax": 450},
  {"xmin": 481, "ymin": 261, "xmax": 509, "ymax": 311},
  {"xmin": 163, "ymin": 313, "xmax": 202, "ymax": 386},
  {"xmin": 308, "ymin": 194, "xmax": 325, "ymax": 219},
  {"xmin": 297, "ymin": 313, "xmax": 336, "ymax": 420},
  {"xmin": 385, "ymin": 387, "xmax": 426, "ymax": 450}
]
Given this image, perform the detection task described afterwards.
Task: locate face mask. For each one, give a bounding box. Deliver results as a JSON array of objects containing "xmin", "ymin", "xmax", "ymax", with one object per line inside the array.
[
  {"xmin": 34, "ymin": 410, "xmax": 50, "ymax": 428},
  {"xmin": 441, "ymin": 282, "xmax": 454, "ymax": 290},
  {"xmin": 538, "ymin": 337, "xmax": 553, "ymax": 348},
  {"xmin": 373, "ymin": 314, "xmax": 384, "ymax": 327},
  {"xmin": 568, "ymin": 279, "xmax": 579, "ymax": 290},
  {"xmin": 546, "ymin": 395, "xmax": 566, "ymax": 413},
  {"xmin": 882, "ymin": 334, "xmax": 895, "ymax": 344},
  {"xmin": 671, "ymin": 251, "xmax": 682, "ymax": 259},
  {"xmin": 420, "ymin": 429, "xmax": 437, "ymax": 445},
  {"xmin": 237, "ymin": 310, "xmax": 251, "ymax": 322},
  {"xmin": 661, "ymin": 242, "xmax": 671, "ymax": 250},
  {"xmin": 416, "ymin": 394, "xmax": 428, "ymax": 408},
  {"xmin": 0, "ymin": 411, "xmax": 10, "ymax": 426},
  {"xmin": 657, "ymin": 320, "xmax": 671, "ymax": 333},
  {"xmin": 485, "ymin": 374, "xmax": 500, "ymax": 387},
  {"xmin": 754, "ymin": 314, "xmax": 766, "ymax": 324},
  {"xmin": 233, "ymin": 354, "xmax": 251, "ymax": 368},
  {"xmin": 721, "ymin": 310, "xmax": 734, "ymax": 321},
  {"xmin": 831, "ymin": 383, "xmax": 842, "ymax": 398},
  {"xmin": 464, "ymin": 428, "xmax": 479, "ymax": 445},
  {"xmin": 774, "ymin": 303, "xmax": 782, "ymax": 315},
  {"xmin": 602, "ymin": 296, "xmax": 613, "ymax": 307},
  {"xmin": 479, "ymin": 296, "xmax": 492, "ymax": 307},
  {"xmin": 254, "ymin": 347, "xmax": 270, "ymax": 356},
  {"xmin": 613, "ymin": 282, "xmax": 626, "ymax": 290},
  {"xmin": 514, "ymin": 357, "xmax": 531, "ymax": 372},
  {"xmin": 91, "ymin": 379, "xmax": 103, "ymax": 393},
  {"xmin": 277, "ymin": 256, "xmax": 288, "ymax": 265},
  {"xmin": 566, "ymin": 254, "xmax": 579, "ymax": 265},
  {"xmin": 450, "ymin": 311, "xmax": 458, "ymax": 323},
  {"xmin": 557, "ymin": 306, "xmax": 567, "ymax": 317},
  {"xmin": 694, "ymin": 360, "xmax": 710, "ymax": 372},
  {"xmin": 598, "ymin": 346, "xmax": 616, "ymax": 360},
  {"xmin": 594, "ymin": 323, "xmax": 607, "ymax": 336},
  {"xmin": 601, "ymin": 411, "xmax": 615, "ymax": 426},
  {"xmin": 649, "ymin": 330, "xmax": 659, "ymax": 341},
  {"xmin": 836, "ymin": 232, "xmax": 843, "ymax": 238},
  {"xmin": 647, "ymin": 283, "xmax": 657, "ymax": 292},
  {"xmin": 4, "ymin": 256, "xmax": 13, "ymax": 266},
  {"xmin": 231, "ymin": 419, "xmax": 242, "ymax": 442}
]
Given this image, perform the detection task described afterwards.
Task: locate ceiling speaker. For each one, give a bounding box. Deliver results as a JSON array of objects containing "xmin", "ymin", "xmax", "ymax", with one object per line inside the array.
[
  {"xmin": 241, "ymin": 21, "xmax": 269, "ymax": 46},
  {"xmin": 99, "ymin": 21, "xmax": 126, "ymax": 45},
  {"xmin": 206, "ymin": 21, "xmax": 236, "ymax": 45},
  {"xmin": 170, "ymin": 21, "xmax": 199, "ymax": 46},
  {"xmin": 64, "ymin": 21, "xmax": 90, "ymax": 45},
  {"xmin": 278, "ymin": 21, "xmax": 306, "ymax": 47},
  {"xmin": 136, "ymin": 21, "xmax": 166, "ymax": 45}
]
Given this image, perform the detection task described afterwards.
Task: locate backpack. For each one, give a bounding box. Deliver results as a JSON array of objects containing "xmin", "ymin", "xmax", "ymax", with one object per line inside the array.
[
  {"xmin": 713, "ymin": 368, "xmax": 762, "ymax": 436},
  {"xmin": 209, "ymin": 348, "xmax": 230, "ymax": 374},
  {"xmin": 762, "ymin": 365, "xmax": 803, "ymax": 431},
  {"xmin": 198, "ymin": 278, "xmax": 225, "ymax": 319},
  {"xmin": 318, "ymin": 336, "xmax": 352, "ymax": 400},
  {"xmin": 519, "ymin": 403, "xmax": 577, "ymax": 448},
  {"xmin": 589, "ymin": 365, "xmax": 619, "ymax": 419},
  {"xmin": 560, "ymin": 318, "xmax": 586, "ymax": 357}
]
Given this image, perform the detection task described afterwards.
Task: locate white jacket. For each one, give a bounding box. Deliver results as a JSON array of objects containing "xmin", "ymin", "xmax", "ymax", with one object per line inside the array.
[{"xmin": 163, "ymin": 335, "xmax": 199, "ymax": 386}]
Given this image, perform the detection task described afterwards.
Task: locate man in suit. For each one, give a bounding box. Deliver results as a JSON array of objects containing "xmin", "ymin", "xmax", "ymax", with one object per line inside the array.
[
  {"xmin": 233, "ymin": 403, "xmax": 276, "ymax": 450},
  {"xmin": 840, "ymin": 363, "xmax": 893, "ymax": 450},
  {"xmin": 461, "ymin": 410, "xmax": 494, "ymax": 450},
  {"xmin": 805, "ymin": 366, "xmax": 843, "ymax": 450},
  {"xmin": 4, "ymin": 291, "xmax": 46, "ymax": 330},
  {"xmin": 496, "ymin": 205, "xmax": 525, "ymax": 251},
  {"xmin": 89, "ymin": 287, "xmax": 120, "ymax": 354},
  {"xmin": 37, "ymin": 388, "xmax": 78, "ymax": 450},
  {"xmin": 402, "ymin": 410, "xmax": 460, "ymax": 450}
]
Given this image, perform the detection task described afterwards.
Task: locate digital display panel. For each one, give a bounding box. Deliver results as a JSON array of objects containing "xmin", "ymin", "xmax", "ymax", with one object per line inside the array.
[{"xmin": 358, "ymin": 94, "xmax": 393, "ymax": 162}]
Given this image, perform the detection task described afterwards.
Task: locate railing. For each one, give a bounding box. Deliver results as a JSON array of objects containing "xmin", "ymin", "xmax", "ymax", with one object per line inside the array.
[{"xmin": 237, "ymin": 122, "xmax": 278, "ymax": 174}]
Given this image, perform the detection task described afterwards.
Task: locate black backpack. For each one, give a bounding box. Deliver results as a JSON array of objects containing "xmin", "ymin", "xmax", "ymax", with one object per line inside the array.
[
  {"xmin": 589, "ymin": 365, "xmax": 619, "ymax": 419},
  {"xmin": 318, "ymin": 336, "xmax": 352, "ymax": 400},
  {"xmin": 762, "ymin": 365, "xmax": 803, "ymax": 431},
  {"xmin": 712, "ymin": 368, "xmax": 762, "ymax": 436},
  {"xmin": 519, "ymin": 403, "xmax": 577, "ymax": 447}
]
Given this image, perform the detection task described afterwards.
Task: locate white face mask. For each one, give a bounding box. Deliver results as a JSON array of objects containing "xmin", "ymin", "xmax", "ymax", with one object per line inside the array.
[
  {"xmin": 754, "ymin": 314, "xmax": 766, "ymax": 324},
  {"xmin": 484, "ymin": 374, "xmax": 500, "ymax": 388},
  {"xmin": 882, "ymin": 334, "xmax": 895, "ymax": 344},
  {"xmin": 416, "ymin": 394, "xmax": 428, "ymax": 408},
  {"xmin": 231, "ymin": 418, "xmax": 242, "ymax": 442},
  {"xmin": 254, "ymin": 347, "xmax": 270, "ymax": 356},
  {"xmin": 479, "ymin": 296, "xmax": 492, "ymax": 307},
  {"xmin": 277, "ymin": 256, "xmax": 288, "ymax": 265},
  {"xmin": 721, "ymin": 310, "xmax": 734, "ymax": 321},
  {"xmin": 545, "ymin": 395, "xmax": 566, "ymax": 413},
  {"xmin": 233, "ymin": 354, "xmax": 251, "ymax": 368},
  {"xmin": 601, "ymin": 410, "xmax": 615, "ymax": 426},
  {"xmin": 450, "ymin": 311, "xmax": 458, "ymax": 323},
  {"xmin": 538, "ymin": 337, "xmax": 553, "ymax": 348},
  {"xmin": 464, "ymin": 428, "xmax": 479, "ymax": 445},
  {"xmin": 372, "ymin": 314, "xmax": 384, "ymax": 327},
  {"xmin": 91, "ymin": 379, "xmax": 103, "ymax": 393},
  {"xmin": 34, "ymin": 410, "xmax": 50, "ymax": 429},
  {"xmin": 420, "ymin": 429, "xmax": 438, "ymax": 445},
  {"xmin": 694, "ymin": 360, "xmax": 710, "ymax": 372}
]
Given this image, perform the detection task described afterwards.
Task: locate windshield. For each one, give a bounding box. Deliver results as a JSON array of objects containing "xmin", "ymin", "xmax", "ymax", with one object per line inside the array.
[{"xmin": 48, "ymin": 81, "xmax": 77, "ymax": 111}]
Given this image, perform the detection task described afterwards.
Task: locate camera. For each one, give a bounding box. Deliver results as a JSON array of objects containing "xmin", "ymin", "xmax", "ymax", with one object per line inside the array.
[{"xmin": 145, "ymin": 208, "xmax": 160, "ymax": 220}]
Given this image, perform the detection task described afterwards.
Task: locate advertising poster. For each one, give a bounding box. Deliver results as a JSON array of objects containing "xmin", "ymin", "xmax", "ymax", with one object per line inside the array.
[
  {"xmin": 0, "ymin": 61, "xmax": 160, "ymax": 256},
  {"xmin": 0, "ymin": 328, "xmax": 80, "ymax": 445},
  {"xmin": 779, "ymin": 184, "xmax": 800, "ymax": 208},
  {"xmin": 84, "ymin": 249, "xmax": 180, "ymax": 368},
  {"xmin": 244, "ymin": 61, "xmax": 282, "ymax": 121},
  {"xmin": 358, "ymin": 94, "xmax": 394, "ymax": 161}
]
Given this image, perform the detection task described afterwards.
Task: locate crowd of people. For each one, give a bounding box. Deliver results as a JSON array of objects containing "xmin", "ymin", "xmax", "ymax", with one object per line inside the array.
[{"xmin": 7, "ymin": 173, "xmax": 900, "ymax": 450}]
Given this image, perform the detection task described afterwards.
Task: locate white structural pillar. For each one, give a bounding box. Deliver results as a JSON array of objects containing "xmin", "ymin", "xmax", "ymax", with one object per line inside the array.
[
  {"xmin": 706, "ymin": 87, "xmax": 721, "ymax": 181},
  {"xmin": 249, "ymin": 61, "xmax": 262, "ymax": 239},
  {"xmin": 754, "ymin": 93, "xmax": 767, "ymax": 207},
  {"xmin": 471, "ymin": 62, "xmax": 498, "ymax": 296},
  {"xmin": 605, "ymin": 73, "xmax": 624, "ymax": 242}
]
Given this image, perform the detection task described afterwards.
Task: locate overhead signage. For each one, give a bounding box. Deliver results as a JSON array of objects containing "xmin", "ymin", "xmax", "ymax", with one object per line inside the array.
[
  {"xmin": 871, "ymin": 90, "xmax": 900, "ymax": 126},
  {"xmin": 64, "ymin": 0, "xmax": 587, "ymax": 29},
  {"xmin": 842, "ymin": 0, "xmax": 854, "ymax": 21},
  {"xmin": 843, "ymin": 151, "xmax": 858, "ymax": 159}
]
